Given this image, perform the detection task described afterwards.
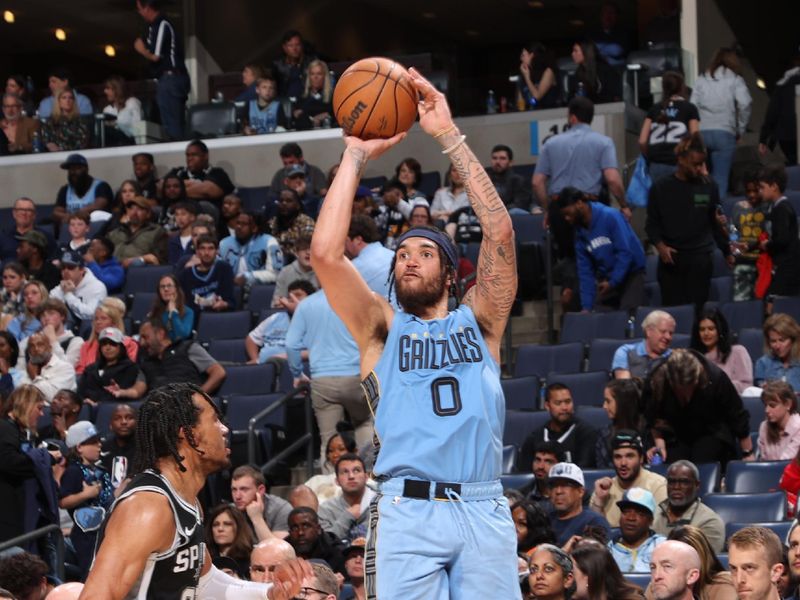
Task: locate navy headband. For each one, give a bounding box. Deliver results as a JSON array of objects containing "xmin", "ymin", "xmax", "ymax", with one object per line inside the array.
[{"xmin": 395, "ymin": 227, "xmax": 459, "ymax": 270}]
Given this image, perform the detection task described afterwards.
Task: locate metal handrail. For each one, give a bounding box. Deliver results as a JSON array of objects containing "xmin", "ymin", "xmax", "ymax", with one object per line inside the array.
[
  {"xmin": 247, "ymin": 383, "xmax": 315, "ymax": 480},
  {"xmin": 0, "ymin": 524, "xmax": 65, "ymax": 581}
]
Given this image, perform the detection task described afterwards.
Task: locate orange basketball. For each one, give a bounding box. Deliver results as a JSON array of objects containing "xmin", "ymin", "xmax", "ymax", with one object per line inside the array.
[{"xmin": 333, "ymin": 57, "xmax": 419, "ymax": 140}]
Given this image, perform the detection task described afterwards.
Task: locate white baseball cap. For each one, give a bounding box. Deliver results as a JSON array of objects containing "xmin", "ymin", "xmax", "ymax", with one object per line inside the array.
[
  {"xmin": 65, "ymin": 421, "xmax": 99, "ymax": 449},
  {"xmin": 548, "ymin": 462, "xmax": 585, "ymax": 487}
]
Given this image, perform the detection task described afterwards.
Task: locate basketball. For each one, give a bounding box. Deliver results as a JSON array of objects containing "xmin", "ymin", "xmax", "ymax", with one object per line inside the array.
[{"xmin": 333, "ymin": 57, "xmax": 419, "ymax": 140}]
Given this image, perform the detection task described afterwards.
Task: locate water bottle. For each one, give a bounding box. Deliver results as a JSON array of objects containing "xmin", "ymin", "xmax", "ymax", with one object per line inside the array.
[
  {"xmin": 265, "ymin": 108, "xmax": 276, "ymax": 133},
  {"xmin": 528, "ymin": 94, "xmax": 538, "ymax": 109},
  {"xmin": 626, "ymin": 316, "xmax": 636, "ymax": 339},
  {"xmin": 728, "ymin": 223, "xmax": 741, "ymax": 256},
  {"xmin": 31, "ymin": 130, "xmax": 42, "ymax": 153},
  {"xmin": 650, "ymin": 451, "xmax": 663, "ymax": 466},
  {"xmin": 576, "ymin": 82, "xmax": 587, "ymax": 97},
  {"xmin": 486, "ymin": 90, "xmax": 497, "ymax": 114}
]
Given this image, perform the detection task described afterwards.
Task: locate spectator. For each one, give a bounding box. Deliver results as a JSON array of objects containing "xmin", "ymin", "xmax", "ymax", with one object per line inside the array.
[
  {"xmin": 246, "ymin": 279, "xmax": 313, "ymax": 364},
  {"xmin": 20, "ymin": 331, "xmax": 77, "ymax": 401},
  {"xmin": 16, "ymin": 231, "xmax": 59, "ymax": 291},
  {"xmin": 167, "ymin": 140, "xmax": 235, "ymax": 211},
  {"xmin": 158, "ymin": 175, "xmax": 189, "ymax": 231},
  {"xmin": 590, "ymin": 2, "xmax": 634, "ymax": 67},
  {"xmin": 571, "ymin": 543, "xmax": 645, "ymax": 600},
  {"xmin": 248, "ymin": 538, "xmax": 296, "ymax": 584},
  {"xmin": 230, "ymin": 464, "xmax": 293, "ymax": 540},
  {"xmin": 235, "ymin": 63, "xmax": 266, "ymax": 103},
  {"xmin": 59, "ymin": 214, "xmax": 91, "ymax": 256},
  {"xmin": 642, "ymin": 349, "xmax": 753, "ymax": 464},
  {"xmin": 6, "ymin": 280, "xmax": 48, "ymax": 342},
  {"xmin": 0, "ymin": 552, "xmax": 53, "ymax": 600},
  {"xmin": 138, "ymin": 318, "xmax": 226, "ymax": 394},
  {"xmin": 613, "ymin": 310, "xmax": 675, "ymax": 379},
  {"xmin": 83, "ymin": 237, "xmax": 125, "ymax": 294},
  {"xmin": 341, "ymin": 538, "xmax": 366, "ymax": 600},
  {"xmin": 134, "ymin": 0, "xmax": 190, "ymax": 141},
  {"xmin": 758, "ymin": 165, "xmax": 800, "ymax": 296},
  {"xmin": 297, "ymin": 563, "xmax": 338, "ymax": 600},
  {"xmin": 75, "ymin": 298, "xmax": 137, "ymax": 375},
  {"xmin": 41, "ymin": 89, "xmax": 89, "ymax": 152},
  {"xmin": 1, "ymin": 92, "xmax": 39, "ymax": 154},
  {"xmin": 17, "ymin": 298, "xmax": 84, "ymax": 370},
  {"xmin": 149, "ymin": 274, "xmax": 194, "ymax": 342},
  {"xmin": 570, "ymin": 39, "xmax": 621, "ymax": 103},
  {"xmin": 318, "ymin": 453, "xmax": 375, "ymax": 541},
  {"xmin": 556, "ymin": 186, "xmax": 645, "ymax": 311},
  {"xmin": 690, "ymin": 308, "xmax": 753, "ymax": 393},
  {"xmin": 779, "ymin": 546, "xmax": 798, "ymax": 599},
  {"xmin": 101, "ymin": 75, "xmax": 143, "ymax": 144},
  {"xmin": 646, "ymin": 133, "xmax": 730, "ymax": 310},
  {"xmin": 204, "ymin": 503, "xmax": 255, "ymax": 579},
  {"xmin": 269, "ymin": 142, "xmax": 328, "ymax": 198},
  {"xmin": 5, "ymin": 74, "xmax": 35, "ymax": 115},
  {"xmin": 303, "ymin": 425, "xmax": 357, "ymax": 502},
  {"xmin": 174, "ymin": 221, "xmax": 215, "ymax": 271},
  {"xmin": 176, "ymin": 234, "xmax": 235, "ymax": 314},
  {"xmin": 651, "ymin": 461, "xmax": 725, "ymax": 553},
  {"xmin": 0, "ymin": 331, "xmax": 22, "ymax": 395},
  {"xmin": 36, "ymin": 388, "xmax": 80, "ymax": 441},
  {"xmin": 607, "ymin": 488, "xmax": 665, "ymax": 573},
  {"xmin": 219, "ymin": 194, "xmax": 242, "ymax": 240},
  {"xmin": 60, "ymin": 421, "xmax": 114, "ymax": 578},
  {"xmin": 132, "ymin": 152, "xmax": 158, "ymax": 199},
  {"xmin": 242, "ymin": 75, "xmax": 287, "ymax": 135},
  {"xmin": 754, "ymin": 313, "xmax": 800, "ymax": 390},
  {"xmin": 393, "ymin": 157, "xmax": 427, "ymax": 203},
  {"xmin": 430, "ymin": 164, "xmax": 469, "ymax": 223},
  {"xmin": 547, "ymin": 462, "xmax": 610, "ymax": 547},
  {"xmin": 345, "ymin": 215, "xmax": 394, "ymax": 300},
  {"xmin": 510, "ymin": 499, "xmax": 556, "ymax": 558},
  {"xmin": 0, "ymin": 261, "xmax": 27, "ymax": 327},
  {"xmin": 219, "ymin": 211, "xmax": 283, "ymax": 286},
  {"xmin": 375, "ymin": 179, "xmax": 410, "ymax": 250},
  {"xmin": 36, "ymin": 68, "xmax": 92, "ymax": 117},
  {"xmin": 293, "ymin": 59, "xmax": 334, "ymax": 130},
  {"xmin": 49, "ymin": 250, "xmax": 107, "ymax": 323},
  {"xmin": 284, "ymin": 162, "xmax": 322, "ymax": 219},
  {"xmin": 589, "ymin": 430, "xmax": 667, "ymax": 527},
  {"xmin": 288, "ymin": 484, "xmax": 320, "ymax": 513},
  {"xmin": 759, "ymin": 50, "xmax": 800, "ymax": 165},
  {"xmin": 728, "ymin": 527, "xmax": 784, "ymax": 600},
  {"xmin": 691, "ymin": 47, "xmax": 752, "ymax": 197},
  {"xmin": 731, "ymin": 168, "xmax": 768, "ymax": 301},
  {"xmin": 271, "ymin": 235, "xmax": 318, "ymax": 307},
  {"xmin": 487, "ymin": 144, "xmax": 531, "ymax": 212},
  {"xmin": 648, "ymin": 540, "xmax": 702, "ymax": 600},
  {"xmin": 98, "ymin": 403, "xmax": 137, "ymax": 480},
  {"xmin": 757, "ymin": 380, "xmax": 800, "ymax": 460},
  {"xmin": 0, "ymin": 197, "xmax": 56, "ymax": 262},
  {"xmin": 516, "ymin": 42, "xmax": 558, "ymax": 110},
  {"xmin": 52, "ymin": 154, "xmax": 113, "ymax": 228},
  {"xmin": 519, "ymin": 440, "xmax": 564, "ymax": 506},
  {"xmin": 107, "ymin": 195, "xmax": 168, "ymax": 267},
  {"xmin": 789, "ymin": 522, "xmax": 800, "ymax": 592},
  {"xmin": 518, "ymin": 383, "xmax": 597, "ymax": 470},
  {"xmin": 113, "ymin": 179, "xmax": 143, "ymax": 216},
  {"xmin": 286, "ymin": 507, "xmax": 346, "ymax": 576},
  {"xmin": 526, "ymin": 544, "xmax": 576, "ymax": 600},
  {"xmin": 268, "ymin": 188, "xmax": 315, "ymax": 260},
  {"xmin": 655, "ymin": 527, "xmax": 734, "ymax": 599},
  {"xmin": 78, "ymin": 327, "xmax": 146, "ymax": 405},
  {"xmin": 596, "ymin": 379, "xmax": 650, "ymax": 468},
  {"xmin": 638, "ymin": 72, "xmax": 700, "ymax": 183},
  {"xmin": 642, "ymin": 0, "xmax": 680, "ymax": 46},
  {"xmin": 271, "ymin": 30, "xmax": 313, "ymax": 99}
]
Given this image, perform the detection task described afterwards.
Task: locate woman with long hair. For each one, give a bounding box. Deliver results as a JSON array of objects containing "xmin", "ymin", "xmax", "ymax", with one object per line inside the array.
[
  {"xmin": 755, "ymin": 313, "xmax": 800, "ymax": 390},
  {"xmin": 75, "ymin": 298, "xmax": 137, "ymax": 375},
  {"xmin": 0, "ymin": 262, "xmax": 27, "ymax": 327},
  {"xmin": 102, "ymin": 75, "xmax": 142, "ymax": 144},
  {"xmin": 525, "ymin": 544, "xmax": 576, "ymax": 600},
  {"xmin": 304, "ymin": 422, "xmax": 358, "ymax": 501},
  {"xmin": 0, "ymin": 331, "xmax": 21, "ymax": 395},
  {"xmin": 595, "ymin": 379, "xmax": 651, "ymax": 468},
  {"xmin": 638, "ymin": 71, "xmax": 700, "ymax": 183},
  {"xmin": 6, "ymin": 280, "xmax": 47, "ymax": 341},
  {"xmin": 41, "ymin": 88, "xmax": 88, "ymax": 152},
  {"xmin": 430, "ymin": 164, "xmax": 469, "ymax": 223},
  {"xmin": 511, "ymin": 499, "xmax": 556, "ymax": 557},
  {"xmin": 517, "ymin": 42, "xmax": 558, "ymax": 110},
  {"xmin": 293, "ymin": 59, "xmax": 334, "ymax": 130},
  {"xmin": 757, "ymin": 380, "xmax": 800, "ymax": 460},
  {"xmin": 205, "ymin": 503, "xmax": 255, "ymax": 578},
  {"xmin": 394, "ymin": 157, "xmax": 427, "ymax": 201},
  {"xmin": 690, "ymin": 47, "xmax": 752, "ymax": 196},
  {"xmin": 571, "ymin": 543, "xmax": 644, "ymax": 600},
  {"xmin": 570, "ymin": 40, "xmax": 621, "ymax": 103},
  {"xmin": 158, "ymin": 174, "xmax": 189, "ymax": 229},
  {"xmin": 690, "ymin": 308, "xmax": 752, "ymax": 393},
  {"xmin": 149, "ymin": 274, "xmax": 194, "ymax": 341}
]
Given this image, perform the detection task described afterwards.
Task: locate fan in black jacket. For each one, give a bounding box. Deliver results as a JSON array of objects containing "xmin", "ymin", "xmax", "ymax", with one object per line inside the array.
[{"xmin": 757, "ymin": 165, "xmax": 800, "ymax": 297}]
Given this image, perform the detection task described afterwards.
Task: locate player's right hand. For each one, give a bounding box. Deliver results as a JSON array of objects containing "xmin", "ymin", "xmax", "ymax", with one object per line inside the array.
[{"xmin": 407, "ymin": 67, "xmax": 454, "ymax": 137}]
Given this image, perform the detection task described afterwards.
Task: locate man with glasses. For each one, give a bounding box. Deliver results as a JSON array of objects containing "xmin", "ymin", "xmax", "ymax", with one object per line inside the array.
[
  {"xmin": 107, "ymin": 195, "xmax": 168, "ymax": 267},
  {"xmin": 0, "ymin": 197, "xmax": 56, "ymax": 261},
  {"xmin": 49, "ymin": 250, "xmax": 107, "ymax": 323},
  {"xmin": 53, "ymin": 154, "xmax": 113, "ymax": 228},
  {"xmin": 293, "ymin": 562, "xmax": 338, "ymax": 600},
  {"xmin": 1, "ymin": 92, "xmax": 39, "ymax": 154},
  {"xmin": 166, "ymin": 139, "xmax": 234, "ymax": 211},
  {"xmin": 651, "ymin": 459, "xmax": 725, "ymax": 552},
  {"xmin": 250, "ymin": 539, "xmax": 297, "ymax": 584}
]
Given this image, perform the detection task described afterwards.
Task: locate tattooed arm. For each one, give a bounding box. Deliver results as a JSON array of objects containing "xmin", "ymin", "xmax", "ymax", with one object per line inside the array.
[{"xmin": 409, "ymin": 69, "xmax": 517, "ymax": 362}]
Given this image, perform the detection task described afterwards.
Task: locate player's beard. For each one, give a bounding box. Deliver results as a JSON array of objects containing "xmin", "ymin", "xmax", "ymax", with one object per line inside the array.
[{"xmin": 395, "ymin": 270, "xmax": 448, "ymax": 315}]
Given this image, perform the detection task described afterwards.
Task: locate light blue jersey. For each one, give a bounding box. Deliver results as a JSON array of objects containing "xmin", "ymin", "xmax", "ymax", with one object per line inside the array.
[{"xmin": 366, "ymin": 305, "xmax": 505, "ymax": 483}]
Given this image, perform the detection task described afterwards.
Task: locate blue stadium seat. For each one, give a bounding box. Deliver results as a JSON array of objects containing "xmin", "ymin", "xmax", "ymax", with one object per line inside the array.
[
  {"xmin": 95, "ymin": 401, "xmax": 143, "ymax": 435},
  {"xmin": 711, "ymin": 249, "xmax": 730, "ymax": 278},
  {"xmin": 670, "ymin": 333, "xmax": 691, "ymax": 348},
  {"xmin": 719, "ymin": 300, "xmax": 764, "ymax": 333},
  {"xmin": 503, "ymin": 410, "xmax": 550, "ymax": 448},
  {"xmin": 724, "ymin": 460, "xmax": 789, "ymax": 494},
  {"xmin": 725, "ymin": 521, "xmax": 792, "ymax": 549},
  {"xmin": 511, "ymin": 214, "xmax": 545, "ymax": 244},
  {"xmin": 246, "ymin": 284, "xmax": 276, "ymax": 315},
  {"xmin": 418, "ymin": 171, "xmax": 441, "ymax": 200},
  {"xmin": 575, "ymin": 406, "xmax": 610, "ymax": 431},
  {"xmin": 207, "ymin": 339, "xmax": 248, "ymax": 363},
  {"xmin": 339, "ymin": 584, "xmax": 354, "ymax": 600},
  {"xmin": 703, "ymin": 492, "xmax": 785, "ymax": 523},
  {"xmin": 643, "ymin": 281, "xmax": 661, "ymax": 306},
  {"xmin": 218, "ymin": 364, "xmax": 277, "ymax": 397},
  {"xmin": 582, "ymin": 468, "xmax": 615, "ymax": 500},
  {"xmin": 237, "ymin": 186, "xmax": 270, "ymax": 214},
  {"xmin": 633, "ymin": 304, "xmax": 694, "ymax": 336},
  {"xmin": 514, "ymin": 342, "xmax": 584, "ymax": 378},
  {"xmin": 717, "ymin": 553, "xmax": 728, "ymax": 570},
  {"xmin": 625, "ymin": 573, "xmax": 651, "ymax": 590},
  {"xmin": 225, "ymin": 393, "xmax": 285, "ymax": 464},
  {"xmin": 545, "ymin": 371, "xmax": 608, "ymax": 408},
  {"xmin": 647, "ymin": 461, "xmax": 721, "ymax": 497},
  {"xmin": 38, "ymin": 404, "xmax": 91, "ymax": 431},
  {"xmin": 788, "ymin": 191, "xmax": 800, "ymax": 216},
  {"xmin": 196, "ymin": 311, "xmax": 252, "ymax": 343},
  {"xmin": 741, "ymin": 395, "xmax": 763, "ymax": 433},
  {"xmin": 773, "ymin": 296, "xmax": 800, "ymax": 323},
  {"xmin": 500, "ymin": 473, "xmax": 534, "ymax": 491},
  {"xmin": 360, "ymin": 176, "xmax": 386, "ymax": 191},
  {"xmin": 502, "ymin": 445, "xmax": 517, "ymax": 474},
  {"xmin": 123, "ymin": 265, "xmax": 174, "ymax": 297},
  {"xmin": 709, "ymin": 277, "xmax": 733, "ymax": 303},
  {"xmin": 786, "ymin": 166, "xmax": 800, "ymax": 191},
  {"xmin": 645, "ymin": 254, "xmax": 659, "ymax": 283},
  {"xmin": 501, "ymin": 376, "xmax": 540, "ymax": 411},
  {"xmin": 561, "ymin": 311, "xmax": 629, "ymax": 344},
  {"xmin": 587, "ymin": 338, "xmax": 628, "ymax": 373},
  {"xmin": 129, "ymin": 292, "xmax": 157, "ymax": 327},
  {"xmin": 737, "ymin": 328, "xmax": 764, "ymax": 364}
]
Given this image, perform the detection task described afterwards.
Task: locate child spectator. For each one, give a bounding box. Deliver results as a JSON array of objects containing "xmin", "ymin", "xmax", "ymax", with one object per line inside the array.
[
  {"xmin": 167, "ymin": 201, "xmax": 198, "ymax": 265},
  {"xmin": 243, "ymin": 75, "xmax": 287, "ymax": 135},
  {"xmin": 177, "ymin": 234, "xmax": 235, "ymax": 314},
  {"xmin": 731, "ymin": 169, "xmax": 768, "ymax": 300},
  {"xmin": 758, "ymin": 165, "xmax": 800, "ymax": 297},
  {"xmin": 757, "ymin": 380, "xmax": 800, "ymax": 460},
  {"xmin": 59, "ymin": 214, "xmax": 92, "ymax": 256},
  {"xmin": 84, "ymin": 238, "xmax": 125, "ymax": 294}
]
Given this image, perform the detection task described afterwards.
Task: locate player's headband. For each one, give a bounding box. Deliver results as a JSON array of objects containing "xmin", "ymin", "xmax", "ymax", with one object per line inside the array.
[{"xmin": 395, "ymin": 227, "xmax": 459, "ymax": 270}]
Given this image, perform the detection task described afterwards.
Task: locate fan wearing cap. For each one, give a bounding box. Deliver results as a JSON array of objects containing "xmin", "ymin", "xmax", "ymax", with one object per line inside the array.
[
  {"xmin": 341, "ymin": 538, "xmax": 366, "ymax": 599},
  {"xmin": 60, "ymin": 421, "xmax": 115, "ymax": 578},
  {"xmin": 52, "ymin": 154, "xmax": 113, "ymax": 228},
  {"xmin": 49, "ymin": 250, "xmax": 107, "ymax": 323},
  {"xmin": 546, "ymin": 462, "xmax": 611, "ymax": 547},
  {"xmin": 589, "ymin": 430, "xmax": 667, "ymax": 528},
  {"xmin": 16, "ymin": 230, "xmax": 61, "ymax": 291},
  {"xmin": 16, "ymin": 298, "xmax": 84, "ymax": 373},
  {"xmin": 106, "ymin": 195, "xmax": 168, "ymax": 267},
  {"xmin": 269, "ymin": 187, "xmax": 315, "ymax": 261},
  {"xmin": 283, "ymin": 163, "xmax": 322, "ymax": 220},
  {"xmin": 78, "ymin": 327, "xmax": 146, "ymax": 405},
  {"xmin": 607, "ymin": 487, "xmax": 665, "ymax": 573}
]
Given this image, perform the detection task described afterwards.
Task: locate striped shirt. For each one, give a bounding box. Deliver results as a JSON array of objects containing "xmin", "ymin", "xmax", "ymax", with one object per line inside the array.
[{"xmin": 145, "ymin": 15, "xmax": 185, "ymax": 76}]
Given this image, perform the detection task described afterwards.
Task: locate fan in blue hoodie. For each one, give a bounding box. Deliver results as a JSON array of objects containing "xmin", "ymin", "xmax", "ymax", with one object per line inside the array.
[{"xmin": 555, "ymin": 187, "xmax": 645, "ymax": 311}]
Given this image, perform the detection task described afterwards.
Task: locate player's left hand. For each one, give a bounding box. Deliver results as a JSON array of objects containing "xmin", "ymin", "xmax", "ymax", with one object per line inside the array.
[
  {"xmin": 268, "ymin": 559, "xmax": 313, "ymax": 600},
  {"xmin": 343, "ymin": 132, "xmax": 406, "ymax": 162},
  {"xmin": 407, "ymin": 67, "xmax": 454, "ymax": 137}
]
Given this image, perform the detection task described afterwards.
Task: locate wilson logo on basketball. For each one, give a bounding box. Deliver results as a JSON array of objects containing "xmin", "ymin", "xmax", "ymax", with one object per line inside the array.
[{"xmin": 342, "ymin": 101, "xmax": 368, "ymax": 133}]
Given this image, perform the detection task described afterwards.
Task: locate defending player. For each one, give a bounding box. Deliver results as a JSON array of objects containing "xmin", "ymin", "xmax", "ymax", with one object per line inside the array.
[
  {"xmin": 80, "ymin": 383, "xmax": 311, "ymax": 600},
  {"xmin": 311, "ymin": 69, "xmax": 519, "ymax": 599}
]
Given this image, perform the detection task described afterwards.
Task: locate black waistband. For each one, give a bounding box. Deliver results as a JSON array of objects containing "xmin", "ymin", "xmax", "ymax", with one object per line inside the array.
[{"xmin": 402, "ymin": 479, "xmax": 462, "ymax": 500}]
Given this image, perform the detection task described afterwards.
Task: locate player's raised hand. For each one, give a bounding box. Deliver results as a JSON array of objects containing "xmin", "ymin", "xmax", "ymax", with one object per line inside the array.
[
  {"xmin": 343, "ymin": 132, "xmax": 406, "ymax": 162},
  {"xmin": 407, "ymin": 67, "xmax": 454, "ymax": 137},
  {"xmin": 268, "ymin": 559, "xmax": 313, "ymax": 600}
]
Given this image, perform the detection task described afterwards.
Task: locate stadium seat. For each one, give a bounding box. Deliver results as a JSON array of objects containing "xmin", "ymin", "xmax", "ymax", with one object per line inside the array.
[
  {"xmin": 95, "ymin": 401, "xmax": 143, "ymax": 435},
  {"xmin": 645, "ymin": 254, "xmax": 659, "ymax": 283},
  {"xmin": 581, "ymin": 468, "xmax": 615, "ymax": 500},
  {"xmin": 711, "ymin": 249, "xmax": 730, "ymax": 278},
  {"xmin": 38, "ymin": 404, "xmax": 91, "ymax": 431},
  {"xmin": 719, "ymin": 300, "xmax": 764, "ymax": 333},
  {"xmin": 129, "ymin": 292, "xmax": 157, "ymax": 327},
  {"xmin": 741, "ymin": 395, "xmax": 763, "ymax": 433},
  {"xmin": 502, "ymin": 445, "xmax": 517, "ymax": 474},
  {"xmin": 503, "ymin": 410, "xmax": 550, "ymax": 448},
  {"xmin": 773, "ymin": 296, "xmax": 800, "ymax": 323},
  {"xmin": 787, "ymin": 165, "xmax": 800, "ymax": 191},
  {"xmin": 574, "ymin": 406, "xmax": 610, "ymax": 431},
  {"xmin": 123, "ymin": 265, "xmax": 174, "ymax": 297},
  {"xmin": 225, "ymin": 393, "xmax": 285, "ymax": 464},
  {"xmin": 501, "ymin": 376, "xmax": 540, "ymax": 411},
  {"xmin": 511, "ymin": 164, "xmax": 536, "ymax": 181},
  {"xmin": 218, "ymin": 363, "xmax": 277, "ymax": 397},
  {"xmin": 736, "ymin": 328, "xmax": 764, "ymax": 364},
  {"xmin": 647, "ymin": 461, "xmax": 721, "ymax": 497},
  {"xmin": 361, "ymin": 175, "xmax": 386, "ymax": 191},
  {"xmin": 418, "ymin": 171, "xmax": 441, "ymax": 199},
  {"xmin": 724, "ymin": 460, "xmax": 789, "ymax": 494},
  {"xmin": 717, "ymin": 553, "xmax": 728, "ymax": 570},
  {"xmin": 500, "ymin": 473, "xmax": 534, "ymax": 491},
  {"xmin": 587, "ymin": 338, "xmax": 628, "ymax": 373},
  {"xmin": 561, "ymin": 311, "xmax": 629, "ymax": 344},
  {"xmin": 703, "ymin": 492, "xmax": 785, "ymax": 523},
  {"xmin": 709, "ymin": 277, "xmax": 733, "ymax": 303},
  {"xmin": 511, "ymin": 214, "xmax": 545, "ymax": 244},
  {"xmin": 246, "ymin": 284, "xmax": 276, "ymax": 315},
  {"xmin": 624, "ymin": 573, "xmax": 651, "ymax": 591},
  {"xmin": 237, "ymin": 186, "xmax": 270, "ymax": 214},
  {"xmin": 187, "ymin": 102, "xmax": 238, "ymax": 138},
  {"xmin": 633, "ymin": 304, "xmax": 694, "ymax": 336},
  {"xmin": 196, "ymin": 311, "xmax": 252, "ymax": 344},
  {"xmin": 514, "ymin": 342, "xmax": 584, "ymax": 378},
  {"xmin": 724, "ymin": 521, "xmax": 792, "ymax": 548},
  {"xmin": 643, "ymin": 281, "xmax": 661, "ymax": 306},
  {"xmin": 544, "ymin": 371, "xmax": 608, "ymax": 408},
  {"xmin": 788, "ymin": 191, "xmax": 800, "ymax": 216},
  {"xmin": 670, "ymin": 333, "xmax": 691, "ymax": 348},
  {"xmin": 207, "ymin": 339, "xmax": 248, "ymax": 364},
  {"xmin": 339, "ymin": 584, "xmax": 354, "ymax": 600}
]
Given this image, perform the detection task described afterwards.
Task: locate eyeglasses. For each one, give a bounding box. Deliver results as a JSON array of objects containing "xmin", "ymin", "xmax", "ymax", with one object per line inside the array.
[
  {"xmin": 249, "ymin": 564, "xmax": 276, "ymax": 574},
  {"xmin": 60, "ymin": 264, "xmax": 79, "ymax": 271},
  {"xmin": 2, "ymin": 104, "xmax": 20, "ymax": 109},
  {"xmin": 13, "ymin": 207, "xmax": 35, "ymax": 213},
  {"xmin": 666, "ymin": 477, "xmax": 696, "ymax": 487},
  {"xmin": 292, "ymin": 587, "xmax": 329, "ymax": 600},
  {"xmin": 159, "ymin": 283, "xmax": 175, "ymax": 289}
]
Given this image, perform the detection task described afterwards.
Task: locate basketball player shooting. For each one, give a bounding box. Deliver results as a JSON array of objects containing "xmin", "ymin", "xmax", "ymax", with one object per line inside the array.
[
  {"xmin": 311, "ymin": 68, "xmax": 520, "ymax": 599},
  {"xmin": 80, "ymin": 383, "xmax": 311, "ymax": 600}
]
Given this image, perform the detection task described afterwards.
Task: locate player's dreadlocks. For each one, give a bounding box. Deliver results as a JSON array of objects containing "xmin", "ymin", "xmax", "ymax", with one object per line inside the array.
[{"xmin": 132, "ymin": 382, "xmax": 222, "ymax": 474}]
